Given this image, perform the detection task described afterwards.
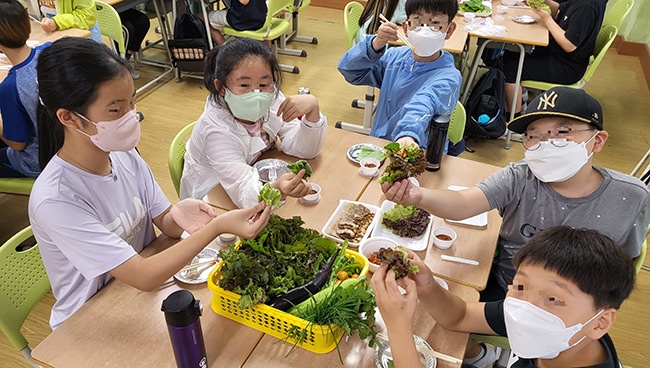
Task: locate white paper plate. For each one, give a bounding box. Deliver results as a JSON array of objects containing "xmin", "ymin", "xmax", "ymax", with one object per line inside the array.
[
  {"xmin": 375, "ymin": 334, "xmax": 436, "ymax": 368},
  {"xmin": 174, "ymin": 248, "xmax": 219, "ymax": 284},
  {"xmin": 444, "ymin": 186, "xmax": 488, "ymax": 228},
  {"xmin": 253, "ymin": 159, "xmax": 291, "ymax": 183},
  {"xmin": 370, "ymin": 200, "xmax": 433, "ymax": 251},
  {"xmin": 458, "ymin": 1, "xmax": 492, "ymax": 16},
  {"xmin": 322, "ymin": 199, "xmax": 380, "ymax": 247}
]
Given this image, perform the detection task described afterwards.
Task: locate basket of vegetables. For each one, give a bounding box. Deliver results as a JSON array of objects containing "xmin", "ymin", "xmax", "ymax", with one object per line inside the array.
[{"xmin": 207, "ymin": 215, "xmax": 376, "ymax": 354}]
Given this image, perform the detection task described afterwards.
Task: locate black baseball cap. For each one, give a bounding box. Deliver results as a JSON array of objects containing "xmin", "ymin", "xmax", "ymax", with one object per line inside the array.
[{"xmin": 507, "ymin": 87, "xmax": 604, "ymax": 134}]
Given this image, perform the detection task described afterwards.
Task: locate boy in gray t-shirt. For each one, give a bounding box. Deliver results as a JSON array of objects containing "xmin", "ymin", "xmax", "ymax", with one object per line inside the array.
[{"xmin": 382, "ymin": 86, "xmax": 650, "ymax": 301}]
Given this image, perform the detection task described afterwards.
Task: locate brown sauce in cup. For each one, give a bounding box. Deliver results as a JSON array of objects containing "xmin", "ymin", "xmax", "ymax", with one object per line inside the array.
[
  {"xmin": 436, "ymin": 234, "xmax": 452, "ymax": 241},
  {"xmin": 364, "ymin": 163, "xmax": 377, "ymax": 168}
]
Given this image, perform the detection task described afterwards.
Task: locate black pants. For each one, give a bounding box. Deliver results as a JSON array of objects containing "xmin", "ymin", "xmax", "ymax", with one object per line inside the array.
[
  {"xmin": 479, "ymin": 269, "xmax": 507, "ymax": 302},
  {"xmin": 502, "ymin": 47, "xmax": 584, "ymax": 85},
  {"xmin": 119, "ymin": 9, "xmax": 151, "ymax": 54}
]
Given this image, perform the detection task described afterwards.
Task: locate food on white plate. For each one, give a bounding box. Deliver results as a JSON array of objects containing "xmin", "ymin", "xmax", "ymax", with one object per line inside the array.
[
  {"xmin": 330, "ymin": 203, "xmax": 375, "ymax": 243},
  {"xmin": 381, "ymin": 204, "xmax": 430, "ymax": 238}
]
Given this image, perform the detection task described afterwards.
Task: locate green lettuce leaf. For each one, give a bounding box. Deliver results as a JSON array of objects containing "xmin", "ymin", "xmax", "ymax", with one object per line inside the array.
[
  {"xmin": 382, "ymin": 204, "xmax": 419, "ymax": 222},
  {"xmin": 258, "ymin": 183, "xmax": 282, "ymax": 207},
  {"xmin": 287, "ymin": 160, "xmax": 312, "ymax": 180}
]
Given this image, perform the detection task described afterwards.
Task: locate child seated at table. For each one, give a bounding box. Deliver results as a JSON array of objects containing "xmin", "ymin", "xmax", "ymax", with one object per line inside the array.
[
  {"xmin": 502, "ymin": 0, "xmax": 606, "ymax": 117},
  {"xmin": 207, "ymin": 0, "xmax": 267, "ymax": 46},
  {"xmin": 38, "ymin": 0, "xmax": 103, "ymax": 43},
  {"xmin": 119, "ymin": 8, "xmax": 150, "ymax": 79},
  {"xmin": 371, "ymin": 226, "xmax": 636, "ymax": 368},
  {"xmin": 338, "ymin": 0, "xmax": 461, "ymax": 151},
  {"xmin": 179, "ymin": 38, "xmax": 327, "ymax": 208},
  {"xmin": 30, "ymin": 37, "xmax": 271, "ymax": 329},
  {"xmin": 382, "ymin": 87, "xmax": 649, "ymax": 303},
  {"xmin": 0, "ymin": 0, "xmax": 48, "ymax": 178}
]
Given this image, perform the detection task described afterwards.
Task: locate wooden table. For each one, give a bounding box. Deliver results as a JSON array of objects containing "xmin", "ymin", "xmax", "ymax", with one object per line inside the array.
[
  {"xmin": 31, "ymin": 233, "xmax": 267, "ymax": 368},
  {"xmin": 243, "ymin": 281, "xmax": 478, "ymax": 368},
  {"xmin": 358, "ymin": 155, "xmax": 502, "ymax": 290},
  {"xmin": 460, "ymin": 0, "xmax": 549, "ymax": 148},
  {"xmin": 31, "ymin": 231, "xmax": 478, "ymax": 367},
  {"xmin": 0, "ymin": 21, "xmax": 90, "ymax": 82},
  {"xmin": 206, "ymin": 125, "xmax": 388, "ymax": 229}
]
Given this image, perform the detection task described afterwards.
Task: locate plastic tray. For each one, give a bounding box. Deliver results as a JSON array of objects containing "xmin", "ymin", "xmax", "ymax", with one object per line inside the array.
[
  {"xmin": 370, "ymin": 200, "xmax": 434, "ymax": 251},
  {"xmin": 207, "ymin": 248, "xmax": 369, "ymax": 354},
  {"xmin": 322, "ymin": 200, "xmax": 380, "ymax": 247}
]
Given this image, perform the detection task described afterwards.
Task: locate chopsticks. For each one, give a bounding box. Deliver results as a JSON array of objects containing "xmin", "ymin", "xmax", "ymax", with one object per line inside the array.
[
  {"xmin": 377, "ymin": 333, "xmax": 463, "ymax": 364},
  {"xmin": 378, "ymin": 14, "xmax": 415, "ymax": 51},
  {"xmin": 180, "ymin": 259, "xmax": 218, "ymax": 272}
]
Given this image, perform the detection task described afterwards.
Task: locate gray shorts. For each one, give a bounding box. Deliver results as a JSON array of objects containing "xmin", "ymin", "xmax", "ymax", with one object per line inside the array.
[{"xmin": 208, "ymin": 9, "xmax": 228, "ymax": 30}]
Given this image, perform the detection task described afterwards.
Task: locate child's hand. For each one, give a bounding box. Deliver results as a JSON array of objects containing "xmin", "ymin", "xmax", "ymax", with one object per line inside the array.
[
  {"xmin": 170, "ymin": 198, "xmax": 217, "ymax": 233},
  {"xmin": 533, "ymin": 7, "xmax": 553, "ymax": 26},
  {"xmin": 371, "ymin": 265, "xmax": 418, "ymax": 331},
  {"xmin": 41, "ymin": 18, "xmax": 58, "ymax": 32},
  {"xmin": 271, "ymin": 169, "xmax": 311, "ymax": 198},
  {"xmin": 402, "ymin": 249, "xmax": 437, "ymax": 292},
  {"xmin": 277, "ymin": 94, "xmax": 320, "ymax": 123},
  {"xmin": 372, "ymin": 22, "xmax": 399, "ymax": 51},
  {"xmin": 216, "ymin": 202, "xmax": 271, "ymax": 239},
  {"xmin": 381, "ymin": 179, "xmax": 422, "ymax": 206},
  {"xmin": 396, "ymin": 136, "xmax": 417, "ymax": 147}
]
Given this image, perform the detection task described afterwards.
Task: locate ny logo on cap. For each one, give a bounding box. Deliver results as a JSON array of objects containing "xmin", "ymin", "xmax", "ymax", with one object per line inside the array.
[{"xmin": 538, "ymin": 91, "xmax": 558, "ymax": 110}]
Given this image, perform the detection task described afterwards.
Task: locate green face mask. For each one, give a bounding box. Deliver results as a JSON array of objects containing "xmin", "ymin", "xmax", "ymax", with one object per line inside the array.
[{"xmin": 224, "ymin": 88, "xmax": 274, "ymax": 122}]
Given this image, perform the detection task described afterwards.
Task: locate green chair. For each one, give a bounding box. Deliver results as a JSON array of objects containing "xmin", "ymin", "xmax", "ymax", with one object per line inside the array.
[
  {"xmin": 344, "ymin": 1, "xmax": 364, "ymax": 48},
  {"xmin": 95, "ymin": 0, "xmax": 126, "ymax": 55},
  {"xmin": 448, "ymin": 101, "xmax": 466, "ymax": 145},
  {"xmin": 0, "ymin": 226, "xmax": 51, "ymax": 367},
  {"xmin": 634, "ymin": 240, "xmax": 646, "ymax": 274},
  {"xmin": 521, "ymin": 25, "xmax": 618, "ymax": 91},
  {"xmin": 0, "ymin": 178, "xmax": 35, "ymax": 195},
  {"xmin": 603, "ymin": 0, "xmax": 634, "ymax": 31},
  {"xmin": 168, "ymin": 122, "xmax": 196, "ymax": 197},
  {"xmin": 223, "ymin": 0, "xmax": 298, "ymax": 74}
]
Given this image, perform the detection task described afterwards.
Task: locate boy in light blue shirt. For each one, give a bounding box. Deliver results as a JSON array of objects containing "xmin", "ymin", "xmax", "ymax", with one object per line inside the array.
[{"xmin": 338, "ymin": 0, "xmax": 461, "ymax": 150}]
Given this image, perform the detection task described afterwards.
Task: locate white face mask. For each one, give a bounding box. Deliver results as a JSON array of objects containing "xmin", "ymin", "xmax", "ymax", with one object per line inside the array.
[
  {"xmin": 504, "ymin": 297, "xmax": 603, "ymax": 359},
  {"xmin": 524, "ymin": 132, "xmax": 598, "ymax": 182},
  {"xmin": 407, "ymin": 26, "xmax": 447, "ymax": 57}
]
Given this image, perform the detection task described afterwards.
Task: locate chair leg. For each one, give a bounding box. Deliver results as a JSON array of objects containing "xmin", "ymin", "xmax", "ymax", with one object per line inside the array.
[
  {"xmin": 271, "ymin": 40, "xmax": 300, "ymax": 74},
  {"xmin": 288, "ymin": 9, "xmax": 318, "ymax": 45},
  {"xmin": 20, "ymin": 346, "xmax": 43, "ymax": 368}
]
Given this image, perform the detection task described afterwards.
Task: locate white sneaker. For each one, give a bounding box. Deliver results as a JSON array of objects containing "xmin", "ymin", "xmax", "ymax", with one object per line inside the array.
[{"xmin": 462, "ymin": 343, "xmax": 499, "ymax": 368}]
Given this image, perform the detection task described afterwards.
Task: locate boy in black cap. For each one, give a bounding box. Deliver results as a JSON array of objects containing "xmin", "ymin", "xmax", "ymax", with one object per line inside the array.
[{"xmin": 381, "ymin": 86, "xmax": 649, "ymax": 367}]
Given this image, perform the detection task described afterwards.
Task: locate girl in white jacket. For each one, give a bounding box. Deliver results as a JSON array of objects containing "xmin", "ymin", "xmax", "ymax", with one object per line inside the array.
[{"xmin": 180, "ymin": 38, "xmax": 328, "ymax": 208}]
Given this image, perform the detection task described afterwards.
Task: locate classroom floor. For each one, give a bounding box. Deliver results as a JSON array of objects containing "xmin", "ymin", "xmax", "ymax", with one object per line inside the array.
[{"xmin": 1, "ymin": 5, "xmax": 649, "ymax": 367}]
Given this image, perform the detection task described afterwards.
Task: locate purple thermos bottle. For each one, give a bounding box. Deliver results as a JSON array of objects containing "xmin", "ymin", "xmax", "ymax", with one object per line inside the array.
[{"xmin": 161, "ymin": 290, "xmax": 208, "ymax": 368}]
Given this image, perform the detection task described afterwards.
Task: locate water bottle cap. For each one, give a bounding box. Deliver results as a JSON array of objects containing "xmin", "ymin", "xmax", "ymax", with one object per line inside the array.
[
  {"xmin": 161, "ymin": 290, "xmax": 202, "ymax": 327},
  {"xmin": 478, "ymin": 114, "xmax": 490, "ymax": 124}
]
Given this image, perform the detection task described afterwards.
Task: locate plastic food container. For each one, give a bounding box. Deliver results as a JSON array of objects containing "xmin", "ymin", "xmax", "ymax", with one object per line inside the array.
[
  {"xmin": 432, "ymin": 227, "xmax": 457, "ymax": 249},
  {"xmin": 207, "ymin": 248, "xmax": 369, "ymax": 354}
]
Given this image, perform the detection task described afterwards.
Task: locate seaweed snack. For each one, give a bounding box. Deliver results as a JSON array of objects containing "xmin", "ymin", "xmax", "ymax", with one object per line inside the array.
[
  {"xmin": 374, "ymin": 246, "xmax": 419, "ymax": 279},
  {"xmin": 382, "ymin": 205, "xmax": 431, "ymax": 238},
  {"xmin": 258, "ymin": 183, "xmax": 282, "ymax": 207},
  {"xmin": 528, "ymin": 0, "xmax": 551, "ymax": 12},
  {"xmin": 287, "ymin": 159, "xmax": 312, "ymax": 180},
  {"xmin": 378, "ymin": 143, "xmax": 427, "ymax": 185}
]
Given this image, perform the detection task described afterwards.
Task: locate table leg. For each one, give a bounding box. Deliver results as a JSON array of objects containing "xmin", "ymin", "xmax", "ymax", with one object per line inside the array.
[
  {"xmin": 460, "ymin": 39, "xmax": 495, "ymax": 104},
  {"xmin": 504, "ymin": 43, "xmax": 525, "ymax": 150}
]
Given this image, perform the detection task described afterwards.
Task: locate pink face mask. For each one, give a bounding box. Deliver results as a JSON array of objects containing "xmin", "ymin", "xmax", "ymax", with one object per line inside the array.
[{"xmin": 75, "ymin": 110, "xmax": 141, "ymax": 152}]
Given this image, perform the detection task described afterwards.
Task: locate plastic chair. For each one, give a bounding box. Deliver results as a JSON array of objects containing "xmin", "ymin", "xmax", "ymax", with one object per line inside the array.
[
  {"xmin": 448, "ymin": 101, "xmax": 466, "ymax": 145},
  {"xmin": 168, "ymin": 122, "xmax": 196, "ymax": 197},
  {"xmin": 0, "ymin": 226, "xmax": 51, "ymax": 367},
  {"xmin": 95, "ymin": 0, "xmax": 126, "ymax": 55},
  {"xmin": 630, "ymin": 147, "xmax": 650, "ymax": 186},
  {"xmin": 521, "ymin": 25, "xmax": 618, "ymax": 91},
  {"xmin": 344, "ymin": 1, "xmax": 364, "ymax": 49},
  {"xmin": 277, "ymin": 0, "xmax": 318, "ymax": 57},
  {"xmin": 223, "ymin": 0, "xmax": 298, "ymax": 74},
  {"xmin": 634, "ymin": 240, "xmax": 646, "ymax": 274},
  {"xmin": 0, "ymin": 178, "xmax": 35, "ymax": 195},
  {"xmin": 603, "ymin": 0, "xmax": 634, "ymax": 31}
]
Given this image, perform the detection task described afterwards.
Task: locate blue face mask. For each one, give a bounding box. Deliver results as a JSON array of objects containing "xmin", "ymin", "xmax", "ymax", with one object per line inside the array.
[{"xmin": 224, "ymin": 88, "xmax": 274, "ymax": 122}]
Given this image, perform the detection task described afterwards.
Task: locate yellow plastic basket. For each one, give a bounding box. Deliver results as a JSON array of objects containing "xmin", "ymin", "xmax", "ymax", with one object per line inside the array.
[{"xmin": 207, "ymin": 248, "xmax": 369, "ymax": 354}]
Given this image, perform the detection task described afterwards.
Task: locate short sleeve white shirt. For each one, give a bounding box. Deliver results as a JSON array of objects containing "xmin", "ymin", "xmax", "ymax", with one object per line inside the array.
[{"xmin": 28, "ymin": 150, "xmax": 171, "ymax": 329}]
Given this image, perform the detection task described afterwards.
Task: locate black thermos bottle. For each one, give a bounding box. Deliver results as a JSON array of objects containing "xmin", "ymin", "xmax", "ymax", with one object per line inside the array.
[{"xmin": 425, "ymin": 115, "xmax": 450, "ymax": 172}]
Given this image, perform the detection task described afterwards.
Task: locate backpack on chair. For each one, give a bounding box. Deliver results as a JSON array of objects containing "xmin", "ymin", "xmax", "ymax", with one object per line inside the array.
[
  {"xmin": 464, "ymin": 67, "xmax": 508, "ymax": 139},
  {"xmin": 168, "ymin": 0, "xmax": 209, "ymax": 72}
]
